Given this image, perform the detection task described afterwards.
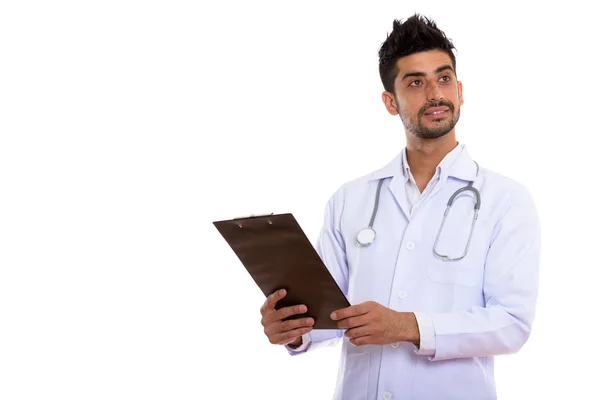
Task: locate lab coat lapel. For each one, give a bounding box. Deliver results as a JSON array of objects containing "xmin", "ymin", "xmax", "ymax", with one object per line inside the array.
[
  {"xmin": 368, "ymin": 152, "xmax": 412, "ymax": 221},
  {"xmin": 426, "ymin": 175, "xmax": 449, "ymax": 203},
  {"xmin": 422, "ymin": 145, "xmax": 478, "ymax": 202},
  {"xmin": 388, "ymin": 175, "xmax": 412, "ymax": 221}
]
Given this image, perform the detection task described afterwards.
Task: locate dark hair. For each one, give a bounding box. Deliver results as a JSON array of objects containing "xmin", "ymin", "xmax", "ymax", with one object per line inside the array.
[{"xmin": 378, "ymin": 14, "xmax": 457, "ymax": 94}]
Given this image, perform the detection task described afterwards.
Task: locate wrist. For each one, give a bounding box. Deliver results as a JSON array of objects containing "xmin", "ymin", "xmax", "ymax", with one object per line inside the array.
[
  {"xmin": 397, "ymin": 312, "xmax": 420, "ymax": 345},
  {"xmin": 409, "ymin": 312, "xmax": 421, "ymax": 346}
]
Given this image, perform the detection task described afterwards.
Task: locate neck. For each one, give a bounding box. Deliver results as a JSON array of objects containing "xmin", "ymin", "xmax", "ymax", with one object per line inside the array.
[{"xmin": 405, "ymin": 131, "xmax": 458, "ymax": 180}]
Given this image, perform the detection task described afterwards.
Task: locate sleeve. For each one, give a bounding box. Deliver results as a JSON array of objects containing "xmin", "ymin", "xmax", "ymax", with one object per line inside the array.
[
  {"xmin": 286, "ymin": 186, "xmax": 349, "ymax": 355},
  {"xmin": 413, "ymin": 312, "xmax": 436, "ymax": 356},
  {"xmin": 428, "ymin": 185, "xmax": 541, "ymax": 361}
]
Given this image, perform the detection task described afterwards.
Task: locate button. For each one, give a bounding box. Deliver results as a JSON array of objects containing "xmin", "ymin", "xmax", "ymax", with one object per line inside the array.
[
  {"xmin": 406, "ymin": 242, "xmax": 415, "ymax": 250},
  {"xmin": 383, "ymin": 392, "xmax": 393, "ymax": 400},
  {"xmin": 398, "ymin": 290, "xmax": 408, "ymax": 299},
  {"xmin": 391, "ymin": 342, "xmax": 400, "ymax": 349}
]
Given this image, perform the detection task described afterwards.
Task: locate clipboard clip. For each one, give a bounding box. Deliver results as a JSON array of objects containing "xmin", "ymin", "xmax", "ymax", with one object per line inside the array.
[
  {"xmin": 232, "ymin": 213, "xmax": 274, "ymax": 220},
  {"xmin": 233, "ymin": 213, "xmax": 275, "ymax": 228}
]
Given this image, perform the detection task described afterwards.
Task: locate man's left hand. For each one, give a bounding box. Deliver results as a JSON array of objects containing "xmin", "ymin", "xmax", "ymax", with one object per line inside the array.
[{"xmin": 331, "ymin": 301, "xmax": 420, "ymax": 347}]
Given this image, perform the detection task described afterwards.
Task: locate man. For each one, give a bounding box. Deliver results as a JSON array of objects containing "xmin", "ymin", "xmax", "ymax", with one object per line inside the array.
[{"xmin": 259, "ymin": 14, "xmax": 540, "ymax": 400}]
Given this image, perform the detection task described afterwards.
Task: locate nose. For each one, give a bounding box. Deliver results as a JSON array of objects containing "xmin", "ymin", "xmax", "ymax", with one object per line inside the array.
[{"xmin": 426, "ymin": 82, "xmax": 443, "ymax": 102}]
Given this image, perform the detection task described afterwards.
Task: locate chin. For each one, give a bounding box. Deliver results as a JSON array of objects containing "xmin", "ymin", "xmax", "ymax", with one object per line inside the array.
[
  {"xmin": 415, "ymin": 123, "xmax": 455, "ymax": 139},
  {"xmin": 415, "ymin": 131, "xmax": 451, "ymax": 140}
]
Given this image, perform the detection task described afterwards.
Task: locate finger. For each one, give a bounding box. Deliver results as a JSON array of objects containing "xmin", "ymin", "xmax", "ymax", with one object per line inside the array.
[
  {"xmin": 344, "ymin": 326, "xmax": 370, "ymax": 340},
  {"xmin": 279, "ymin": 317, "xmax": 315, "ymax": 333},
  {"xmin": 265, "ymin": 317, "xmax": 314, "ymax": 337},
  {"xmin": 265, "ymin": 304, "xmax": 308, "ymax": 325},
  {"xmin": 349, "ymin": 335, "xmax": 371, "ymax": 347},
  {"xmin": 331, "ymin": 303, "xmax": 369, "ymax": 321},
  {"xmin": 260, "ymin": 289, "xmax": 287, "ymax": 315},
  {"xmin": 269, "ymin": 326, "xmax": 313, "ymax": 345},
  {"xmin": 262, "ymin": 304, "xmax": 307, "ymax": 326},
  {"xmin": 336, "ymin": 315, "xmax": 367, "ymax": 330}
]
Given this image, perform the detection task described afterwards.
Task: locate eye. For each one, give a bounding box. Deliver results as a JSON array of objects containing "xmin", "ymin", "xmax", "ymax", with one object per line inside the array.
[
  {"xmin": 409, "ymin": 80, "xmax": 422, "ymax": 87},
  {"xmin": 440, "ymin": 75, "xmax": 451, "ymax": 82}
]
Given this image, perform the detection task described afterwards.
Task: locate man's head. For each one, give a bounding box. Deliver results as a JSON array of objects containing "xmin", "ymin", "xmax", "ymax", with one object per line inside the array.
[{"xmin": 378, "ymin": 14, "xmax": 463, "ymax": 140}]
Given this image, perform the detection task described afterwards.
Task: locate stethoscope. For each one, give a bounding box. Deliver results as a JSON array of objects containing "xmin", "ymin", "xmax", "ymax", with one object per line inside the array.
[{"xmin": 356, "ymin": 161, "xmax": 481, "ymax": 261}]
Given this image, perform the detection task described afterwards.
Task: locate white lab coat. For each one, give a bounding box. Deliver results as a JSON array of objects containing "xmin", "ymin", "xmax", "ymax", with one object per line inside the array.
[{"xmin": 288, "ymin": 145, "xmax": 541, "ymax": 400}]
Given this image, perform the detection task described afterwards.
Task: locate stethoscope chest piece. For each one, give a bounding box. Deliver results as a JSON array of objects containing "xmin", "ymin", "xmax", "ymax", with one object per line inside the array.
[{"xmin": 357, "ymin": 227, "xmax": 376, "ymax": 246}]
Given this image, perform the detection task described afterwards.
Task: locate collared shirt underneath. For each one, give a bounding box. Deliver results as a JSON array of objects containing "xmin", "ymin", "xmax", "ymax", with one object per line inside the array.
[{"xmin": 401, "ymin": 143, "xmax": 464, "ymax": 218}]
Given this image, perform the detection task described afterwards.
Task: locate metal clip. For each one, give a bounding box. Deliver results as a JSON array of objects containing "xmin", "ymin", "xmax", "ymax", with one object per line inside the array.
[{"xmin": 233, "ymin": 213, "xmax": 274, "ymax": 220}]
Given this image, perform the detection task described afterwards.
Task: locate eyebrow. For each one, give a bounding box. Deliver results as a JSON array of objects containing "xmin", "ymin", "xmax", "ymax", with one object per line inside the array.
[{"xmin": 401, "ymin": 65, "xmax": 455, "ymax": 81}]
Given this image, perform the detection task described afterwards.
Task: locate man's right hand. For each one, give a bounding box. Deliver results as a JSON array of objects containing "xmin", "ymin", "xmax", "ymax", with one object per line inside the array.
[{"xmin": 260, "ymin": 289, "xmax": 314, "ymax": 347}]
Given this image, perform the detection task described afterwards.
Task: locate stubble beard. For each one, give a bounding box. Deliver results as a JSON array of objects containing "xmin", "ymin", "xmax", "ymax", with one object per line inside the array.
[{"xmin": 399, "ymin": 101, "xmax": 461, "ymax": 140}]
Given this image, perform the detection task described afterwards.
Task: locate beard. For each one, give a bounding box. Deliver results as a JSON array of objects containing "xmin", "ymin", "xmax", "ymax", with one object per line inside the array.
[{"xmin": 399, "ymin": 99, "xmax": 461, "ymax": 139}]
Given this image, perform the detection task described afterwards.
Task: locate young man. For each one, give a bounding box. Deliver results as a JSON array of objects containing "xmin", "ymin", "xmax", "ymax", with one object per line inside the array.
[{"xmin": 259, "ymin": 14, "xmax": 540, "ymax": 400}]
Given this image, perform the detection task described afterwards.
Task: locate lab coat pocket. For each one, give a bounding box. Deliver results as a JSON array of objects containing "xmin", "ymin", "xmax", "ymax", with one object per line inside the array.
[
  {"xmin": 336, "ymin": 352, "xmax": 370, "ymax": 400},
  {"xmin": 426, "ymin": 228, "xmax": 483, "ymax": 287},
  {"xmin": 427, "ymin": 259, "xmax": 481, "ymax": 286}
]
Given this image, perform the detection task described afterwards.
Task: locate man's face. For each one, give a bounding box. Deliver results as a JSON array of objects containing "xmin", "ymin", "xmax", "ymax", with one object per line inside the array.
[{"xmin": 385, "ymin": 50, "xmax": 463, "ymax": 139}]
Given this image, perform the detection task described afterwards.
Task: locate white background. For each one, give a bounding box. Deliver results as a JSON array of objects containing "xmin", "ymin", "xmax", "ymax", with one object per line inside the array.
[{"xmin": 1, "ymin": 1, "xmax": 598, "ymax": 399}]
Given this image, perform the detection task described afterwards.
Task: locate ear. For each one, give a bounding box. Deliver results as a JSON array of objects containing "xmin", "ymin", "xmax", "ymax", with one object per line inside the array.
[
  {"xmin": 458, "ymin": 81, "xmax": 464, "ymax": 106},
  {"xmin": 382, "ymin": 91, "xmax": 399, "ymax": 115}
]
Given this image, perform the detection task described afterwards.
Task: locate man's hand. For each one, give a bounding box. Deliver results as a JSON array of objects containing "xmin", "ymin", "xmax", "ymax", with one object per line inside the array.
[
  {"xmin": 260, "ymin": 289, "xmax": 314, "ymax": 346},
  {"xmin": 330, "ymin": 301, "xmax": 420, "ymax": 347}
]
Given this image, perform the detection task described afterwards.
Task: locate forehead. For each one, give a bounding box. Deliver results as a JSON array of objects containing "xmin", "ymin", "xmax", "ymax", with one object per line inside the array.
[{"xmin": 395, "ymin": 49, "xmax": 454, "ymax": 74}]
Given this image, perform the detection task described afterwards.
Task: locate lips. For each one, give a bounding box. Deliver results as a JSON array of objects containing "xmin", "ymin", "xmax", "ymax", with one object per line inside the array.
[{"xmin": 424, "ymin": 106, "xmax": 450, "ymax": 115}]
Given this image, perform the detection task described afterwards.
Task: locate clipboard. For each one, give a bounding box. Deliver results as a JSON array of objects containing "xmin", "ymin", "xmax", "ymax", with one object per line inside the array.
[{"xmin": 213, "ymin": 213, "xmax": 350, "ymax": 329}]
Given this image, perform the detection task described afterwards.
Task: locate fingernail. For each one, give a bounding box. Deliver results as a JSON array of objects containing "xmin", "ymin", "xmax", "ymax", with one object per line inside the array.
[
  {"xmin": 280, "ymin": 289, "xmax": 286, "ymax": 296},
  {"xmin": 301, "ymin": 306, "xmax": 307, "ymax": 313},
  {"xmin": 330, "ymin": 312, "xmax": 337, "ymax": 319}
]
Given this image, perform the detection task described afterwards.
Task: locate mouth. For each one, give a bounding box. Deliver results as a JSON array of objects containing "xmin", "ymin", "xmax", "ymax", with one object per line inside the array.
[{"xmin": 423, "ymin": 107, "xmax": 450, "ymax": 118}]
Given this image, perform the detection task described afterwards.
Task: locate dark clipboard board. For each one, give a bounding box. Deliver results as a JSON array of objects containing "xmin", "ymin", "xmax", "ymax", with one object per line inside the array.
[{"xmin": 213, "ymin": 213, "xmax": 350, "ymax": 329}]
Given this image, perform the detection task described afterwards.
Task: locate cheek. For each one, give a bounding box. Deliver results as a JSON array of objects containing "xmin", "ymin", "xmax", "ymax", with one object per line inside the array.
[
  {"xmin": 397, "ymin": 91, "xmax": 428, "ymax": 116},
  {"xmin": 399, "ymin": 105, "xmax": 419, "ymax": 121},
  {"xmin": 447, "ymin": 87, "xmax": 462, "ymax": 105},
  {"xmin": 399, "ymin": 99, "xmax": 421, "ymax": 116}
]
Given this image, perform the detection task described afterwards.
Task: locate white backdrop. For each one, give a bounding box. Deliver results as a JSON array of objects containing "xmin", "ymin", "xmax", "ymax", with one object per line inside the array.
[{"xmin": 1, "ymin": 1, "xmax": 598, "ymax": 399}]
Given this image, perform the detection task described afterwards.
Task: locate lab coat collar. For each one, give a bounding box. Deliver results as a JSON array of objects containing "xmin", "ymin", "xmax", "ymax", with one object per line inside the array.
[
  {"xmin": 368, "ymin": 143, "xmax": 478, "ymax": 183},
  {"xmin": 401, "ymin": 143, "xmax": 462, "ymax": 183},
  {"xmin": 447, "ymin": 145, "xmax": 478, "ymax": 182}
]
